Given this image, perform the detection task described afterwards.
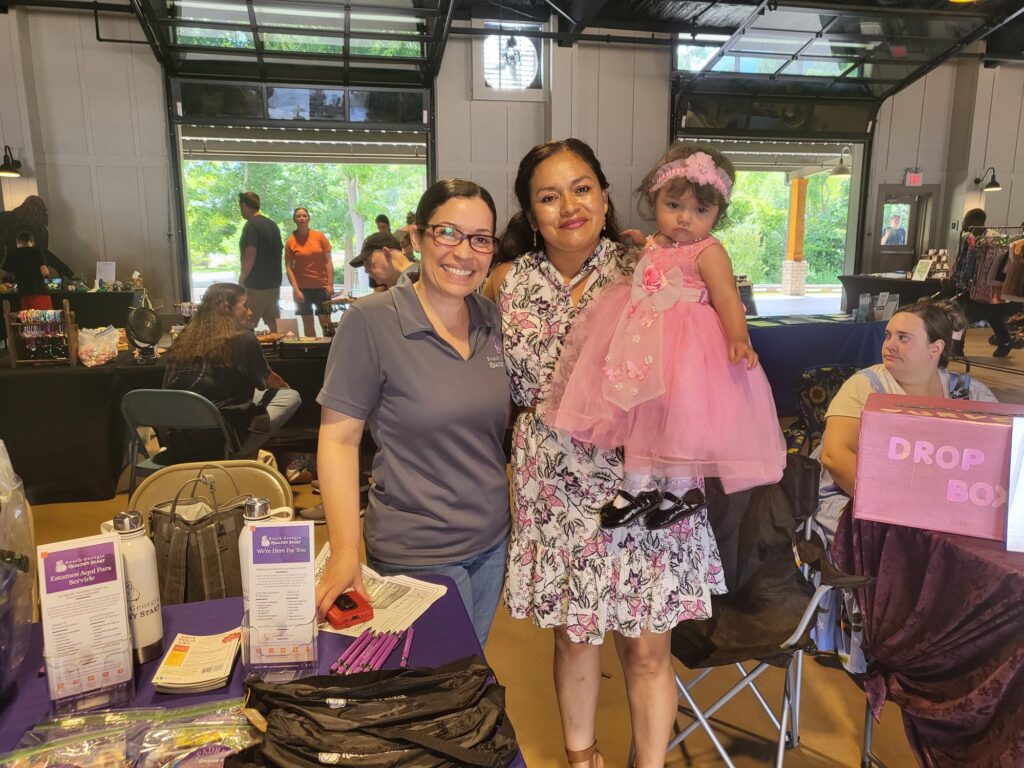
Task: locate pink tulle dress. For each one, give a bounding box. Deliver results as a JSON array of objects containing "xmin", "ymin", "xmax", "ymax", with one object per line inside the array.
[{"xmin": 542, "ymin": 236, "xmax": 786, "ymax": 494}]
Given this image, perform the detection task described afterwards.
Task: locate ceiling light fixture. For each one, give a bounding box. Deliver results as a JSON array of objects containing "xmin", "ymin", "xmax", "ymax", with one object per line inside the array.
[
  {"xmin": 0, "ymin": 145, "xmax": 22, "ymax": 178},
  {"xmin": 974, "ymin": 167, "xmax": 1002, "ymax": 192},
  {"xmin": 830, "ymin": 146, "xmax": 851, "ymax": 176}
]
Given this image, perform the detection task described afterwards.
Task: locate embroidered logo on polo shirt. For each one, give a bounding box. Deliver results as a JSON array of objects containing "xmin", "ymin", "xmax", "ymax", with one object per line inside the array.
[{"xmin": 487, "ymin": 336, "xmax": 505, "ymax": 368}]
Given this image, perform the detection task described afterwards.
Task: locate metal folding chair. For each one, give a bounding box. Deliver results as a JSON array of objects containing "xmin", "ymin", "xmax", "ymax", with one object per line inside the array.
[
  {"xmin": 121, "ymin": 388, "xmax": 238, "ymax": 495},
  {"xmin": 628, "ymin": 455, "xmax": 870, "ymax": 767}
]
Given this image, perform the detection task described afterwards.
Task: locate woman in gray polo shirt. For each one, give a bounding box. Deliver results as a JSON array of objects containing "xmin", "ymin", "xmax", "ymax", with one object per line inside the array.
[{"xmin": 314, "ymin": 179, "xmax": 510, "ymax": 646}]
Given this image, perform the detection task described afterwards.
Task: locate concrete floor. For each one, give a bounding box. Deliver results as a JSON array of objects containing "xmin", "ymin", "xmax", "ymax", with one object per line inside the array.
[{"xmin": 28, "ymin": 331, "xmax": 1024, "ymax": 767}]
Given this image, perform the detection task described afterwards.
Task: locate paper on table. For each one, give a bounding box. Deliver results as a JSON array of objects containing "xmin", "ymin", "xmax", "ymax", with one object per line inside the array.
[
  {"xmin": 151, "ymin": 629, "xmax": 241, "ymax": 693},
  {"xmin": 314, "ymin": 543, "xmax": 447, "ymax": 635},
  {"xmin": 1007, "ymin": 417, "xmax": 1024, "ymax": 553}
]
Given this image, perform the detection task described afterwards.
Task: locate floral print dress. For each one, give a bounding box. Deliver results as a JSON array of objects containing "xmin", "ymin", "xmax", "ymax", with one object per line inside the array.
[{"xmin": 499, "ymin": 238, "xmax": 726, "ymax": 644}]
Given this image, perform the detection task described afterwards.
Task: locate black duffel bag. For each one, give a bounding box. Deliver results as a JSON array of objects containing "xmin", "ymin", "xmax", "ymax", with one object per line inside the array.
[{"xmin": 227, "ymin": 656, "xmax": 519, "ymax": 768}]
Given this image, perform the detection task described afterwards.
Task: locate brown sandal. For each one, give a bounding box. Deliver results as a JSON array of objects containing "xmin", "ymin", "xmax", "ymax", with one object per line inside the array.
[{"xmin": 566, "ymin": 741, "xmax": 602, "ymax": 767}]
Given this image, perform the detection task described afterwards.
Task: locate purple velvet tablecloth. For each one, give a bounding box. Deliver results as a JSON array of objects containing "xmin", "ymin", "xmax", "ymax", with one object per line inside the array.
[
  {"xmin": 833, "ymin": 512, "xmax": 1024, "ymax": 767},
  {"xmin": 0, "ymin": 576, "xmax": 525, "ymax": 766}
]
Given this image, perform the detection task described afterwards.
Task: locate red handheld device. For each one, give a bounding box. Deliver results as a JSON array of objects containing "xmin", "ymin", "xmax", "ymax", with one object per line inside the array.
[{"xmin": 326, "ymin": 591, "xmax": 374, "ymax": 630}]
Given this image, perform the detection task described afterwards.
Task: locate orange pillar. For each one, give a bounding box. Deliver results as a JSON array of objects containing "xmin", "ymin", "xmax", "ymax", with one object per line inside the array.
[{"xmin": 786, "ymin": 178, "xmax": 807, "ymax": 261}]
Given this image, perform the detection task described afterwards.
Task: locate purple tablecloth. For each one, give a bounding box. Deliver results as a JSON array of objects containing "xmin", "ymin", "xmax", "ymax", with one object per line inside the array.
[
  {"xmin": 833, "ymin": 513, "xmax": 1024, "ymax": 767},
  {"xmin": 0, "ymin": 576, "xmax": 525, "ymax": 766}
]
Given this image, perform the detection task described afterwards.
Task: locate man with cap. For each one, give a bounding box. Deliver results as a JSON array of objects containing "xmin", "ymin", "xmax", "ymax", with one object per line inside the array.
[{"xmin": 350, "ymin": 231, "xmax": 419, "ymax": 290}]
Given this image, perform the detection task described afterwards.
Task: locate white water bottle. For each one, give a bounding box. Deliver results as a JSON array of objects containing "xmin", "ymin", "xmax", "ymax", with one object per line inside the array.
[
  {"xmin": 239, "ymin": 498, "xmax": 272, "ymax": 613},
  {"xmin": 112, "ymin": 511, "xmax": 164, "ymax": 663}
]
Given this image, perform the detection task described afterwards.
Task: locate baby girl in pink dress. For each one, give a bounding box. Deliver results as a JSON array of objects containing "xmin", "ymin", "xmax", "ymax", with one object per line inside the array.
[{"xmin": 543, "ymin": 143, "xmax": 786, "ymax": 529}]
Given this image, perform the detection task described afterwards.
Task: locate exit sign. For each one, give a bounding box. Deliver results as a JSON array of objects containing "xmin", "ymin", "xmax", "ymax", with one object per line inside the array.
[{"xmin": 905, "ymin": 170, "xmax": 923, "ymax": 186}]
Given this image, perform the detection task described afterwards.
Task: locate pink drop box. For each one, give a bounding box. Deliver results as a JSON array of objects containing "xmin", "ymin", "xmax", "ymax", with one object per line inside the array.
[{"xmin": 854, "ymin": 393, "xmax": 1024, "ymax": 541}]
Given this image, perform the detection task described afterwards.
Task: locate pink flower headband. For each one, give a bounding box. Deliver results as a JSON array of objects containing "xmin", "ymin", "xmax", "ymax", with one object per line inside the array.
[{"xmin": 650, "ymin": 152, "xmax": 733, "ymax": 202}]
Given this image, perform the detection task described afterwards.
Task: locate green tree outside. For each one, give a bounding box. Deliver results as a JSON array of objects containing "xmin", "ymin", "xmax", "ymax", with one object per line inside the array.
[
  {"xmin": 182, "ymin": 160, "xmax": 426, "ymax": 281},
  {"xmin": 717, "ymin": 170, "xmax": 849, "ymax": 285}
]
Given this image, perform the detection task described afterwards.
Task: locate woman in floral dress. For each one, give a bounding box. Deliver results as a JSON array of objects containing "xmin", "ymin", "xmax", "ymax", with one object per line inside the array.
[{"xmin": 485, "ymin": 139, "xmax": 725, "ymax": 768}]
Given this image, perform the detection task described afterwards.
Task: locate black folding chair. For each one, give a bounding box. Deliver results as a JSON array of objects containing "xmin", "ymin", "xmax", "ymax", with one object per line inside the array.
[
  {"xmin": 630, "ymin": 455, "xmax": 870, "ymax": 767},
  {"xmin": 121, "ymin": 389, "xmax": 239, "ymax": 495}
]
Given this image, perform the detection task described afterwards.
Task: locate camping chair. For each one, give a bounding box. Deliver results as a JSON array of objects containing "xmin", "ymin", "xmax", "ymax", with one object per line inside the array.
[
  {"xmin": 783, "ymin": 365, "xmax": 859, "ymax": 454},
  {"xmin": 126, "ymin": 459, "xmax": 293, "ymax": 527},
  {"xmin": 121, "ymin": 389, "xmax": 239, "ymax": 495},
  {"xmin": 631, "ymin": 454, "xmax": 870, "ymax": 768}
]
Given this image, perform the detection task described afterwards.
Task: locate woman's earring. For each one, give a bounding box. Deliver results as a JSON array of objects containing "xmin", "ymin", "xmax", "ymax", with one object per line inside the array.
[{"xmin": 533, "ymin": 230, "xmax": 538, "ymax": 249}]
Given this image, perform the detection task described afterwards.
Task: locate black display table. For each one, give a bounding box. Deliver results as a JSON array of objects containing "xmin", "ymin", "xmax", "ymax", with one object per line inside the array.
[
  {"xmin": 837, "ymin": 275, "xmax": 944, "ymax": 312},
  {"xmin": 0, "ymin": 352, "xmax": 327, "ymax": 504}
]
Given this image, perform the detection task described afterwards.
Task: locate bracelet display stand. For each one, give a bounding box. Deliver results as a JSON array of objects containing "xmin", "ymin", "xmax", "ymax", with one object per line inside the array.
[{"xmin": 3, "ymin": 299, "xmax": 79, "ymax": 368}]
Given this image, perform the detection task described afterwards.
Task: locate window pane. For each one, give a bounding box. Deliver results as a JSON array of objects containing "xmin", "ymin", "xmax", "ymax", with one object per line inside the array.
[
  {"xmin": 675, "ymin": 44, "xmax": 719, "ymax": 72},
  {"xmin": 847, "ymin": 61, "xmax": 918, "ymax": 80},
  {"xmin": 350, "ymin": 12, "xmax": 420, "ymax": 34},
  {"xmin": 750, "ymin": 10, "xmax": 836, "ymax": 35},
  {"xmin": 175, "ymin": 26, "xmax": 254, "ymax": 49},
  {"xmin": 266, "ymin": 87, "xmax": 344, "ymax": 120},
  {"xmin": 179, "ymin": 82, "xmax": 263, "ymax": 118},
  {"xmin": 167, "ymin": 0, "xmax": 249, "ymax": 25},
  {"xmin": 804, "ymin": 38, "xmax": 879, "ymax": 57},
  {"xmin": 348, "ymin": 90, "xmax": 424, "ymax": 124},
  {"xmin": 482, "ymin": 34, "xmax": 541, "ymax": 89},
  {"xmin": 732, "ymin": 34, "xmax": 809, "ymax": 55},
  {"xmin": 350, "ymin": 37, "xmax": 422, "ymax": 58},
  {"xmin": 880, "ymin": 202, "xmax": 912, "ymax": 248},
  {"xmin": 782, "ymin": 59, "xmax": 856, "ymax": 77},
  {"xmin": 253, "ymin": 4, "xmax": 343, "ymax": 30},
  {"xmin": 262, "ymin": 33, "xmax": 344, "ymax": 55},
  {"xmin": 711, "ymin": 55, "xmax": 785, "ymax": 75}
]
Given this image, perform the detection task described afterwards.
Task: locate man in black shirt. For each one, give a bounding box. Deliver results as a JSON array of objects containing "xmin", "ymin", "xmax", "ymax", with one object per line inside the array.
[
  {"xmin": 238, "ymin": 191, "xmax": 283, "ymax": 332},
  {"xmin": 1, "ymin": 231, "xmax": 52, "ymax": 310}
]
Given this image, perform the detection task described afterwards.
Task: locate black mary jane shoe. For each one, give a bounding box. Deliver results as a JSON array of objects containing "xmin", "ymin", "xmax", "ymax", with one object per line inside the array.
[
  {"xmin": 600, "ymin": 490, "xmax": 662, "ymax": 528},
  {"xmin": 644, "ymin": 487, "xmax": 707, "ymax": 530}
]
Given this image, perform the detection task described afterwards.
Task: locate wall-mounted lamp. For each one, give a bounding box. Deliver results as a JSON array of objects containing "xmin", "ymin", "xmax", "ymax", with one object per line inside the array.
[
  {"xmin": 974, "ymin": 167, "xmax": 1001, "ymax": 192},
  {"xmin": 0, "ymin": 145, "xmax": 22, "ymax": 178},
  {"xmin": 830, "ymin": 146, "xmax": 852, "ymax": 177}
]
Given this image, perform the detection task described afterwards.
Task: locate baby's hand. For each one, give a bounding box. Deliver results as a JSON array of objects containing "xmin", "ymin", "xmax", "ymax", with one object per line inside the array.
[{"xmin": 729, "ymin": 340, "xmax": 759, "ymax": 369}]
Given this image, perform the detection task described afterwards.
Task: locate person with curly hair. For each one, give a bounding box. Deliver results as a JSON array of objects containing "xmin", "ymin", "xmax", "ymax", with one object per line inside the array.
[{"xmin": 163, "ymin": 282, "xmax": 300, "ymax": 456}]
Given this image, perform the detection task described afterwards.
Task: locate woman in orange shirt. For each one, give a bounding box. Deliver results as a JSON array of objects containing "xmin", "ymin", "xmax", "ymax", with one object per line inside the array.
[{"xmin": 285, "ymin": 207, "xmax": 333, "ymax": 336}]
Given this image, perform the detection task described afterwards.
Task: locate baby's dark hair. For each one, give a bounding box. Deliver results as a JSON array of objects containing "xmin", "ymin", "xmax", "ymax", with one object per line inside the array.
[{"xmin": 637, "ymin": 142, "xmax": 736, "ymax": 226}]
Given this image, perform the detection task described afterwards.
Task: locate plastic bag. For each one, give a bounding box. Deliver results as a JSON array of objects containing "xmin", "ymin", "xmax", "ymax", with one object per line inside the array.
[
  {"xmin": 0, "ymin": 441, "xmax": 34, "ymax": 701},
  {"xmin": 78, "ymin": 325, "xmax": 119, "ymax": 367},
  {"xmin": 18, "ymin": 700, "xmax": 248, "ymax": 748},
  {"xmin": 0, "ymin": 728, "xmax": 129, "ymax": 767}
]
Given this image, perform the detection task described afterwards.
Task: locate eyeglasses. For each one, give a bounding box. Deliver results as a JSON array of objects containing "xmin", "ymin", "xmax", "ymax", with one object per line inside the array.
[{"xmin": 423, "ymin": 223, "xmax": 499, "ymax": 255}]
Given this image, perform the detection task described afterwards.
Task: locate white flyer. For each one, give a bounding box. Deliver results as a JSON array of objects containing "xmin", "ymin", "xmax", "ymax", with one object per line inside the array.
[
  {"xmin": 37, "ymin": 534, "xmax": 132, "ymax": 701},
  {"xmin": 247, "ymin": 521, "xmax": 316, "ymax": 657},
  {"xmin": 314, "ymin": 543, "xmax": 448, "ymax": 635},
  {"xmin": 1007, "ymin": 417, "xmax": 1024, "ymax": 553}
]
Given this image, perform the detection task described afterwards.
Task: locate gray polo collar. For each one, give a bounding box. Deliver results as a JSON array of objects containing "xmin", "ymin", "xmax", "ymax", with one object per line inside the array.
[{"xmin": 390, "ymin": 282, "xmax": 496, "ymax": 339}]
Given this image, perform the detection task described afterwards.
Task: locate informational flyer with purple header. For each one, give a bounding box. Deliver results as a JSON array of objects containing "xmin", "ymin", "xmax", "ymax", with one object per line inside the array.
[
  {"xmin": 246, "ymin": 521, "xmax": 316, "ymax": 659},
  {"xmin": 37, "ymin": 533, "xmax": 132, "ymax": 701}
]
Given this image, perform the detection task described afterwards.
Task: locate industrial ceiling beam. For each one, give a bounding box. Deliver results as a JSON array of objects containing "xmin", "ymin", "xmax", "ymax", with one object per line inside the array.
[
  {"xmin": 556, "ymin": 0, "xmax": 608, "ymax": 48},
  {"xmin": 426, "ymin": 0, "xmax": 455, "ymax": 82}
]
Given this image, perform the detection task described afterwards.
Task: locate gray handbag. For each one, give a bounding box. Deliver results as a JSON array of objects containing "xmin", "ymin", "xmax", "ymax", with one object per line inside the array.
[{"xmin": 148, "ymin": 469, "xmax": 249, "ymax": 605}]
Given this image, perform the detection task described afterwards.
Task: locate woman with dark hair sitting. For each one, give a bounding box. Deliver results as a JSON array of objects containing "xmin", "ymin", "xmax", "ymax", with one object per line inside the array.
[{"xmin": 163, "ymin": 282, "xmax": 301, "ymax": 457}]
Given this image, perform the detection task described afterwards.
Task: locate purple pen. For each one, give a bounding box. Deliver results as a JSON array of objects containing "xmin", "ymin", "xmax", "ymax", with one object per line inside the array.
[
  {"xmin": 357, "ymin": 632, "xmax": 395, "ymax": 672},
  {"xmin": 399, "ymin": 627, "xmax": 414, "ymax": 668},
  {"xmin": 337, "ymin": 632, "xmax": 376, "ymax": 674},
  {"xmin": 346, "ymin": 632, "xmax": 386, "ymax": 673},
  {"xmin": 331, "ymin": 629, "xmax": 372, "ymax": 672},
  {"xmin": 367, "ymin": 632, "xmax": 401, "ymax": 671}
]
